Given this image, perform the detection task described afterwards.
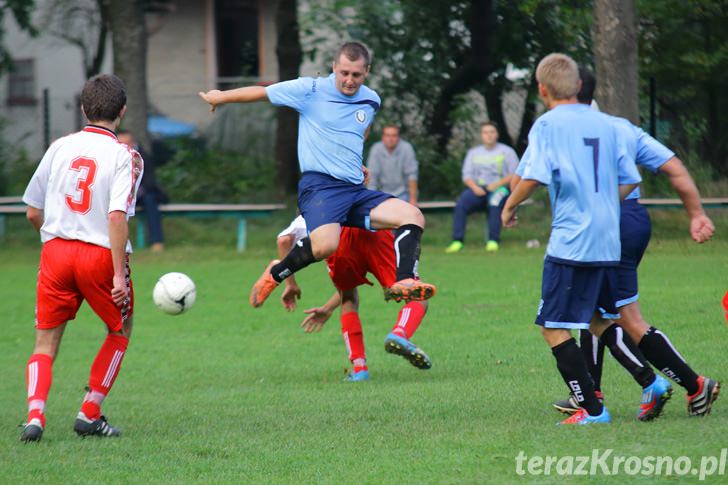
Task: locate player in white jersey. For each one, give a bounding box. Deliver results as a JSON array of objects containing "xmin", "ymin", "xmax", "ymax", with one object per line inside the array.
[{"xmin": 19, "ymin": 74, "xmax": 143, "ymax": 442}]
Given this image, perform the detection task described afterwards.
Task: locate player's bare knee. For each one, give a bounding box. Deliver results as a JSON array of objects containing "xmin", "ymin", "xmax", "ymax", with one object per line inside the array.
[
  {"xmin": 312, "ymin": 240, "xmax": 338, "ymax": 259},
  {"xmin": 589, "ymin": 318, "xmax": 610, "ymax": 338},
  {"xmin": 403, "ymin": 205, "xmax": 425, "ymax": 229}
]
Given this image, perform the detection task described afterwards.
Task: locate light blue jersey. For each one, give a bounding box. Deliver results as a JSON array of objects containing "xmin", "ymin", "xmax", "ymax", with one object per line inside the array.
[
  {"xmin": 266, "ymin": 74, "xmax": 380, "ymax": 184},
  {"xmin": 516, "ymin": 115, "xmax": 674, "ymax": 200},
  {"xmin": 608, "ymin": 116, "xmax": 674, "ymax": 200},
  {"xmin": 519, "ymin": 103, "xmax": 641, "ymax": 265}
]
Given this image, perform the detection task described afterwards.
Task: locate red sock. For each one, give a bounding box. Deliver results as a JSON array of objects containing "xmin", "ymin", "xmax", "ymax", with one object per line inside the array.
[
  {"xmin": 353, "ymin": 364, "xmax": 368, "ymax": 373},
  {"xmin": 341, "ymin": 311, "xmax": 365, "ymax": 362},
  {"xmin": 81, "ymin": 334, "xmax": 129, "ymax": 419},
  {"xmin": 26, "ymin": 354, "xmax": 53, "ymax": 427},
  {"xmin": 392, "ymin": 301, "xmax": 427, "ymax": 339}
]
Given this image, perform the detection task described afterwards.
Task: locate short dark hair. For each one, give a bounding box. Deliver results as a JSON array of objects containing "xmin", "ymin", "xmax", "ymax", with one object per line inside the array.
[
  {"xmin": 577, "ymin": 67, "xmax": 596, "ymax": 104},
  {"xmin": 81, "ymin": 74, "xmax": 126, "ymax": 122},
  {"xmin": 335, "ymin": 42, "xmax": 370, "ymax": 66},
  {"xmin": 480, "ymin": 121, "xmax": 498, "ymax": 131}
]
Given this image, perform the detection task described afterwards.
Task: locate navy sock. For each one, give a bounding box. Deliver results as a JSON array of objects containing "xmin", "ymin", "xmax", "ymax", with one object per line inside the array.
[
  {"xmin": 639, "ymin": 326, "xmax": 699, "ymax": 394},
  {"xmin": 552, "ymin": 338, "xmax": 603, "ymax": 416}
]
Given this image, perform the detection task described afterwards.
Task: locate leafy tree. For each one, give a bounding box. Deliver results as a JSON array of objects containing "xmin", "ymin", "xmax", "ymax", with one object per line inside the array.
[
  {"xmin": 275, "ymin": 0, "xmax": 302, "ymax": 195},
  {"xmin": 593, "ymin": 0, "xmax": 639, "ymax": 123},
  {"xmin": 0, "ymin": 0, "xmax": 37, "ymax": 74},
  {"xmin": 300, "ymin": 0, "xmax": 592, "ymax": 196},
  {"xmin": 639, "ymin": 0, "xmax": 728, "ymax": 177},
  {"xmin": 41, "ymin": 0, "xmax": 108, "ymax": 79},
  {"xmin": 104, "ymin": 0, "xmax": 151, "ymax": 152}
]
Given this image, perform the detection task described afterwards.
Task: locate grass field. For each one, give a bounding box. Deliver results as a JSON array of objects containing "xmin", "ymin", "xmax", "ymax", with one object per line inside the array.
[{"xmin": 1, "ymin": 209, "xmax": 727, "ymax": 483}]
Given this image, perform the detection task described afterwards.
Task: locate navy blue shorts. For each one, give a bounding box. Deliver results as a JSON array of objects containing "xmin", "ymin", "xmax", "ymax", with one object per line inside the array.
[
  {"xmin": 616, "ymin": 199, "xmax": 651, "ymax": 307},
  {"xmin": 298, "ymin": 171, "xmax": 393, "ymax": 233},
  {"xmin": 535, "ymin": 259, "xmax": 620, "ymax": 330}
]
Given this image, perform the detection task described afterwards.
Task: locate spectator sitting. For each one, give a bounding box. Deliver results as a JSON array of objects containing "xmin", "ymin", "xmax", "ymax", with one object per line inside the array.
[
  {"xmin": 445, "ymin": 121, "xmax": 519, "ymax": 253},
  {"xmin": 366, "ymin": 125, "xmax": 419, "ymax": 204},
  {"xmin": 118, "ymin": 130, "xmax": 167, "ymax": 253}
]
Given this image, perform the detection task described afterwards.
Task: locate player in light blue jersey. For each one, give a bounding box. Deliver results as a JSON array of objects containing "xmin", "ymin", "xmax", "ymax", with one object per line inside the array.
[
  {"xmin": 199, "ymin": 42, "xmax": 436, "ymax": 313},
  {"xmin": 552, "ymin": 68, "xmax": 719, "ymax": 419},
  {"xmin": 503, "ymin": 53, "xmax": 645, "ymax": 425}
]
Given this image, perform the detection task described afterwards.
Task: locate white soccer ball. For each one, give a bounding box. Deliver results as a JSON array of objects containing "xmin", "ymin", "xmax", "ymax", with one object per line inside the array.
[{"xmin": 152, "ymin": 272, "xmax": 196, "ymax": 315}]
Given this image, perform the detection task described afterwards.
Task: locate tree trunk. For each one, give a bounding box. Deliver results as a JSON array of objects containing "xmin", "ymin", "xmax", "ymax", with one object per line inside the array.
[
  {"xmin": 89, "ymin": 0, "xmax": 109, "ymax": 78},
  {"xmin": 427, "ymin": 0, "xmax": 496, "ymax": 153},
  {"xmin": 592, "ymin": 0, "xmax": 639, "ymax": 124},
  {"xmin": 483, "ymin": 80, "xmax": 513, "ymax": 148},
  {"xmin": 106, "ymin": 0, "xmax": 151, "ymax": 152},
  {"xmin": 275, "ymin": 0, "xmax": 302, "ymax": 195}
]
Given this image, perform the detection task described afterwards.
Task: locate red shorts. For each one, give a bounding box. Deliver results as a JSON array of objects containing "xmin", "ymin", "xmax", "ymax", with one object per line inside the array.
[
  {"xmin": 36, "ymin": 238, "xmax": 134, "ymax": 332},
  {"xmin": 325, "ymin": 228, "xmax": 396, "ymax": 291}
]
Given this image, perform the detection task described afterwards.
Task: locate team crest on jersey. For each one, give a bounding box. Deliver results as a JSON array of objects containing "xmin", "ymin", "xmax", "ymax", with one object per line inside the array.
[{"xmin": 355, "ymin": 109, "xmax": 367, "ymax": 124}]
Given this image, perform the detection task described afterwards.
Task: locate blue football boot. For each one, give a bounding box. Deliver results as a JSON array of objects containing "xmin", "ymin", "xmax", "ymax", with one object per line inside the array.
[
  {"xmin": 637, "ymin": 375, "xmax": 673, "ymax": 421},
  {"xmin": 345, "ymin": 369, "xmax": 370, "ymax": 382},
  {"xmin": 559, "ymin": 406, "xmax": 611, "ymax": 425},
  {"xmin": 383, "ymin": 333, "xmax": 432, "ymax": 370}
]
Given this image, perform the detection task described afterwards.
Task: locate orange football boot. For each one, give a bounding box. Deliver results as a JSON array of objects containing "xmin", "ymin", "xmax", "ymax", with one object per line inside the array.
[
  {"xmin": 249, "ymin": 259, "xmax": 280, "ymax": 308},
  {"xmin": 384, "ymin": 278, "xmax": 436, "ymax": 302}
]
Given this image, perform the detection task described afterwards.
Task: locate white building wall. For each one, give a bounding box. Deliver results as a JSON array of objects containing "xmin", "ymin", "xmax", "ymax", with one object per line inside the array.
[{"xmin": 0, "ymin": 1, "xmax": 112, "ymax": 160}]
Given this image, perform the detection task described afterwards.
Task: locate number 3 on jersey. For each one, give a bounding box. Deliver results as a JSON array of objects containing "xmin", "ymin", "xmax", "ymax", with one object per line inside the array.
[{"xmin": 65, "ymin": 157, "xmax": 98, "ymax": 214}]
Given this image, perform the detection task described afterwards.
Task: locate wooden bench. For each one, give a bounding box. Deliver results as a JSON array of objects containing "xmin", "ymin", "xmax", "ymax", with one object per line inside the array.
[
  {"xmin": 417, "ymin": 199, "xmax": 533, "ymax": 213},
  {"xmin": 418, "ymin": 198, "xmax": 728, "ymax": 212},
  {"xmin": 0, "ymin": 202, "xmax": 286, "ymax": 251},
  {"xmin": 0, "ymin": 196, "xmax": 23, "ymax": 204},
  {"xmin": 135, "ymin": 203, "xmax": 286, "ymax": 251},
  {"xmin": 639, "ymin": 197, "xmax": 728, "ymax": 208}
]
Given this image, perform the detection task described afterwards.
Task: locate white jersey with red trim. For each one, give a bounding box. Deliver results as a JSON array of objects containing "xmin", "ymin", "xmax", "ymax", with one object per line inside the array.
[
  {"xmin": 277, "ymin": 215, "xmax": 308, "ymax": 245},
  {"xmin": 22, "ymin": 125, "xmax": 144, "ymax": 252}
]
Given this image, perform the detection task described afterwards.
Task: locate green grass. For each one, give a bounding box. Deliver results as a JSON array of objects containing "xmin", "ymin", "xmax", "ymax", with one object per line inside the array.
[{"xmin": 1, "ymin": 210, "xmax": 727, "ymax": 483}]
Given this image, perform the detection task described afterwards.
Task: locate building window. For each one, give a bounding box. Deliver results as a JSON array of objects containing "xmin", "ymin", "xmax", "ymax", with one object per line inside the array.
[
  {"xmin": 215, "ymin": 0, "xmax": 259, "ymax": 89},
  {"xmin": 7, "ymin": 59, "xmax": 36, "ymax": 106}
]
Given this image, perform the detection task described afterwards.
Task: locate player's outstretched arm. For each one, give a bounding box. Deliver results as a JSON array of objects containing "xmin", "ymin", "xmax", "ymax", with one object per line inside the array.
[
  {"xmin": 26, "ymin": 206, "xmax": 43, "ymax": 232},
  {"xmin": 659, "ymin": 156, "xmax": 715, "ymax": 243},
  {"xmin": 108, "ymin": 210, "xmax": 130, "ymax": 307},
  {"xmin": 301, "ymin": 292, "xmax": 341, "ymax": 333},
  {"xmin": 198, "ymin": 86, "xmax": 268, "ymax": 112}
]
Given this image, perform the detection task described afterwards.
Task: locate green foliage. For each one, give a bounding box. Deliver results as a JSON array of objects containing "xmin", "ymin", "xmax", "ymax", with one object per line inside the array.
[
  {"xmin": 156, "ymin": 138, "xmax": 277, "ymax": 203},
  {"xmin": 0, "ymin": 119, "xmax": 37, "ymax": 196},
  {"xmin": 639, "ymin": 0, "xmax": 728, "ymax": 176},
  {"xmin": 300, "ymin": 0, "xmax": 596, "ymax": 196},
  {"xmin": 0, "ymin": 0, "xmax": 37, "ymax": 74}
]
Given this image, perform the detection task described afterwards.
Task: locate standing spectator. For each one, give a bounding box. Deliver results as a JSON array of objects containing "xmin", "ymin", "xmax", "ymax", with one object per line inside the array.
[
  {"xmin": 445, "ymin": 121, "xmax": 519, "ymax": 253},
  {"xmin": 118, "ymin": 130, "xmax": 166, "ymax": 252},
  {"xmin": 366, "ymin": 125, "xmax": 419, "ymax": 204}
]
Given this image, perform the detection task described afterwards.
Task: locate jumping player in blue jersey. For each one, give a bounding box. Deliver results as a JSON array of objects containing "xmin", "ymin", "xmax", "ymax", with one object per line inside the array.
[
  {"xmin": 199, "ymin": 43, "xmax": 436, "ymax": 314},
  {"xmin": 503, "ymin": 53, "xmax": 644, "ymax": 425},
  {"xmin": 550, "ymin": 68, "xmax": 719, "ymax": 419}
]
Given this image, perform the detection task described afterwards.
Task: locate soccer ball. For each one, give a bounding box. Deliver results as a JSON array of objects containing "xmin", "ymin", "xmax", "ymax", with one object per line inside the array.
[{"xmin": 152, "ymin": 272, "xmax": 196, "ymax": 315}]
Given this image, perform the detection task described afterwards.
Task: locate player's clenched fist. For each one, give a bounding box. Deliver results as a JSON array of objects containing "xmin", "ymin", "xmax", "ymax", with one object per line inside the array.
[{"xmin": 198, "ymin": 90, "xmax": 223, "ymax": 112}]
